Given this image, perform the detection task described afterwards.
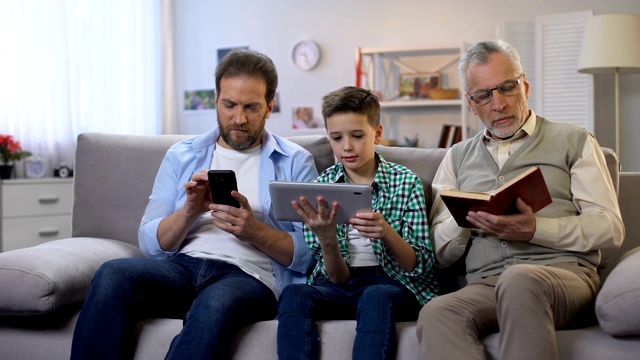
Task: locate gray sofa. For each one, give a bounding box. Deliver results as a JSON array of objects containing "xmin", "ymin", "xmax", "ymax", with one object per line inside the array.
[{"xmin": 1, "ymin": 132, "xmax": 639, "ymax": 359}]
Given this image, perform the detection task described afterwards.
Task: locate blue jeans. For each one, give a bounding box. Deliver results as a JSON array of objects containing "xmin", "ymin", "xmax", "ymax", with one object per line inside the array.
[
  {"xmin": 70, "ymin": 253, "xmax": 277, "ymax": 360},
  {"xmin": 277, "ymin": 266, "xmax": 420, "ymax": 360}
]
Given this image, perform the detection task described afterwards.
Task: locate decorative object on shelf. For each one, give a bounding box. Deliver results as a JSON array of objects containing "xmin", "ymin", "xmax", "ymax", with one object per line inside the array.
[
  {"xmin": 0, "ymin": 134, "xmax": 32, "ymax": 180},
  {"xmin": 0, "ymin": 164, "xmax": 13, "ymax": 180},
  {"xmin": 430, "ymin": 88, "xmax": 459, "ymax": 100},
  {"xmin": 25, "ymin": 155, "xmax": 47, "ymax": 179},
  {"xmin": 578, "ymin": 14, "xmax": 640, "ymax": 164},
  {"xmin": 402, "ymin": 134, "xmax": 419, "ymax": 147},
  {"xmin": 398, "ymin": 72, "xmax": 441, "ymax": 98},
  {"xmin": 54, "ymin": 163, "xmax": 74, "ymax": 178},
  {"xmin": 292, "ymin": 40, "xmax": 321, "ymax": 71}
]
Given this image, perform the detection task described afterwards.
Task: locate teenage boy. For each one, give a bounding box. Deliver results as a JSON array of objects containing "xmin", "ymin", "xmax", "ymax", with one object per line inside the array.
[{"xmin": 277, "ymin": 86, "xmax": 439, "ymax": 360}]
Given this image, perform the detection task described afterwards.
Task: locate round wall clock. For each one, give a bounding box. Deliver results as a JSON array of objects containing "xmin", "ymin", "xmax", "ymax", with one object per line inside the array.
[
  {"xmin": 292, "ymin": 40, "xmax": 321, "ymax": 71},
  {"xmin": 25, "ymin": 155, "xmax": 46, "ymax": 179}
]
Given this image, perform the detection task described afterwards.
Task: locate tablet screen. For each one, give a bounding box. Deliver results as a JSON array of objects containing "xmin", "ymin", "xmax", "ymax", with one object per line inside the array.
[{"xmin": 269, "ymin": 181, "xmax": 372, "ymax": 224}]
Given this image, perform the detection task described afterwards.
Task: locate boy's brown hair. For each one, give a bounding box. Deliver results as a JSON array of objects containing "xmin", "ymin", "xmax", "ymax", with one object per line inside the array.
[{"xmin": 321, "ymin": 86, "xmax": 380, "ymax": 128}]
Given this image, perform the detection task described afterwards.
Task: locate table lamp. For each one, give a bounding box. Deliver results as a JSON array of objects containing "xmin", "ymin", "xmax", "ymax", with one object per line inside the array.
[{"xmin": 577, "ymin": 14, "xmax": 640, "ymax": 162}]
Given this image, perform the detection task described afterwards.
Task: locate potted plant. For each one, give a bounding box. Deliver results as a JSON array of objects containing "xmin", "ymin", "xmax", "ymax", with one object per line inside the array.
[{"xmin": 0, "ymin": 134, "xmax": 32, "ymax": 179}]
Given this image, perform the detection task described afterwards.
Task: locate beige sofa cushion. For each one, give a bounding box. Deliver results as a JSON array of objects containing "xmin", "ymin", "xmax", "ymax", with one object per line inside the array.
[{"xmin": 0, "ymin": 238, "xmax": 142, "ymax": 315}]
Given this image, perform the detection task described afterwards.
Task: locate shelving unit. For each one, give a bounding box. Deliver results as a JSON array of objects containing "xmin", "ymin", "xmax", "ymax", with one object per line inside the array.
[{"xmin": 357, "ymin": 45, "xmax": 472, "ymax": 146}]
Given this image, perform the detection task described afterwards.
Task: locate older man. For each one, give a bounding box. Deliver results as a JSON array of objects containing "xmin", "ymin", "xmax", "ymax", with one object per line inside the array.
[{"xmin": 417, "ymin": 40, "xmax": 624, "ymax": 360}]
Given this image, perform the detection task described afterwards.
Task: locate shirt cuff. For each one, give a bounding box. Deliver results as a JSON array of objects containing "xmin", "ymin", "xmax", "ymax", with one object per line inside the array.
[{"xmin": 529, "ymin": 216, "xmax": 559, "ymax": 248}]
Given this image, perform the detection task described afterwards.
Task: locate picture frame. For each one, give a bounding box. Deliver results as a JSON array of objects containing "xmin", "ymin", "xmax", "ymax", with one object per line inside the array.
[
  {"xmin": 184, "ymin": 89, "xmax": 216, "ymax": 111},
  {"xmin": 291, "ymin": 105, "xmax": 324, "ymax": 132},
  {"xmin": 398, "ymin": 72, "xmax": 442, "ymax": 98}
]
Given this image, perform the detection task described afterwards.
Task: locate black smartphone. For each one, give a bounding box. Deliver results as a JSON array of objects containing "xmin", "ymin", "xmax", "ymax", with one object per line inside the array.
[{"xmin": 208, "ymin": 170, "xmax": 240, "ymax": 208}]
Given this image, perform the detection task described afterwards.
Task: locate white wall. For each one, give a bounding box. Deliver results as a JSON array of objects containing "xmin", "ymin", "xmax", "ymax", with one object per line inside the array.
[{"xmin": 173, "ymin": 0, "xmax": 640, "ymax": 171}]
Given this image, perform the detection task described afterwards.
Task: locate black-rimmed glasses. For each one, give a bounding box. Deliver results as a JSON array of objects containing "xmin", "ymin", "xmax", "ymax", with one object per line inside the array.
[{"xmin": 467, "ymin": 74, "xmax": 524, "ymax": 105}]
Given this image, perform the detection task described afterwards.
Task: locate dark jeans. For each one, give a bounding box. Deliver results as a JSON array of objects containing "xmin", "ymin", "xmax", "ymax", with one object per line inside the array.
[
  {"xmin": 70, "ymin": 253, "xmax": 277, "ymax": 360},
  {"xmin": 277, "ymin": 266, "xmax": 420, "ymax": 360}
]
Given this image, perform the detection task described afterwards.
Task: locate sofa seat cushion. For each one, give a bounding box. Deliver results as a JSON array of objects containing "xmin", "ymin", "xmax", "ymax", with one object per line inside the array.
[
  {"xmin": 596, "ymin": 247, "xmax": 640, "ymax": 336},
  {"xmin": 0, "ymin": 238, "xmax": 143, "ymax": 315}
]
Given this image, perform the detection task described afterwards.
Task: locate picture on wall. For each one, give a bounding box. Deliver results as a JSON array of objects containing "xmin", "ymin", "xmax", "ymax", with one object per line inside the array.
[
  {"xmin": 217, "ymin": 46, "xmax": 249, "ymax": 63},
  {"xmin": 184, "ymin": 89, "xmax": 216, "ymax": 111},
  {"xmin": 291, "ymin": 106, "xmax": 323, "ymax": 131},
  {"xmin": 398, "ymin": 72, "xmax": 442, "ymax": 98}
]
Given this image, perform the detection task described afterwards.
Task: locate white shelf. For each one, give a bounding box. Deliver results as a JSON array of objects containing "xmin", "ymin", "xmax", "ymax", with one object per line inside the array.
[
  {"xmin": 380, "ymin": 99, "xmax": 463, "ymax": 108},
  {"xmin": 358, "ymin": 45, "xmax": 471, "ymax": 143}
]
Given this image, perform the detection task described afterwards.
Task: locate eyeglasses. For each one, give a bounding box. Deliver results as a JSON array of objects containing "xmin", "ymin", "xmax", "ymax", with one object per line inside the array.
[{"xmin": 467, "ymin": 74, "xmax": 524, "ymax": 105}]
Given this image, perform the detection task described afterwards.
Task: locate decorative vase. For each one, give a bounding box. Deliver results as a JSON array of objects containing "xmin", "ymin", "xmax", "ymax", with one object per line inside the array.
[{"xmin": 0, "ymin": 164, "xmax": 14, "ymax": 179}]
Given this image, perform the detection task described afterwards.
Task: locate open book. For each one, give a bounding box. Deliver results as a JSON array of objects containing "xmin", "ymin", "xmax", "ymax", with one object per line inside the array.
[{"xmin": 440, "ymin": 166, "xmax": 552, "ymax": 228}]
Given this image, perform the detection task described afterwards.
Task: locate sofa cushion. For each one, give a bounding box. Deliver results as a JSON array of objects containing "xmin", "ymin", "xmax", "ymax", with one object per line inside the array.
[
  {"xmin": 286, "ymin": 135, "xmax": 335, "ymax": 173},
  {"xmin": 596, "ymin": 247, "xmax": 640, "ymax": 336},
  {"xmin": 0, "ymin": 238, "xmax": 143, "ymax": 315}
]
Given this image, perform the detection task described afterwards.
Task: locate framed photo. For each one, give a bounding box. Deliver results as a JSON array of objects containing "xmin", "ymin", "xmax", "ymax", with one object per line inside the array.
[
  {"xmin": 184, "ymin": 89, "xmax": 216, "ymax": 111},
  {"xmin": 398, "ymin": 72, "xmax": 442, "ymax": 98},
  {"xmin": 291, "ymin": 106, "xmax": 324, "ymax": 131}
]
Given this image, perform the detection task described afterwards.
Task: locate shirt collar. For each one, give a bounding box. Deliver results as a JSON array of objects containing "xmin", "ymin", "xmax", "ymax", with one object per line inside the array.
[{"xmin": 326, "ymin": 152, "xmax": 391, "ymax": 193}]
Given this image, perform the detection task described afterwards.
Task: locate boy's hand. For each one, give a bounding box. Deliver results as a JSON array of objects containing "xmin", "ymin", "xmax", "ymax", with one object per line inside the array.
[
  {"xmin": 292, "ymin": 196, "xmax": 339, "ymax": 244},
  {"xmin": 350, "ymin": 211, "xmax": 391, "ymax": 240}
]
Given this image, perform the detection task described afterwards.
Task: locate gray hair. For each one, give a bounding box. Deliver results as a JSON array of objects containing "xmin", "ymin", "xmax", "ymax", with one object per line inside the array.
[{"xmin": 458, "ymin": 40, "xmax": 523, "ymax": 91}]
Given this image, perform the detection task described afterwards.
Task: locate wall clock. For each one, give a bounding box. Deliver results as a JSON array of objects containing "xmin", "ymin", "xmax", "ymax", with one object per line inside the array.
[
  {"xmin": 25, "ymin": 155, "xmax": 46, "ymax": 179},
  {"xmin": 292, "ymin": 40, "xmax": 321, "ymax": 71}
]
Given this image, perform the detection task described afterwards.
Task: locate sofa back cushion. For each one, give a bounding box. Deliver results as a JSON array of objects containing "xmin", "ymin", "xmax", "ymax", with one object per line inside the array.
[{"xmin": 73, "ymin": 133, "xmax": 190, "ymax": 245}]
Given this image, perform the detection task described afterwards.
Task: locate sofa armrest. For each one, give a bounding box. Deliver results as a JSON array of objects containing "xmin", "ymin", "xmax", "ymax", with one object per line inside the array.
[
  {"xmin": 596, "ymin": 246, "xmax": 640, "ymax": 336},
  {"xmin": 0, "ymin": 238, "xmax": 143, "ymax": 316}
]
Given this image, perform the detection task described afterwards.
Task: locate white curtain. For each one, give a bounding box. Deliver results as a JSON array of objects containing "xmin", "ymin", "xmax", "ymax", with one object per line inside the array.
[{"xmin": 0, "ymin": 0, "xmax": 170, "ymax": 176}]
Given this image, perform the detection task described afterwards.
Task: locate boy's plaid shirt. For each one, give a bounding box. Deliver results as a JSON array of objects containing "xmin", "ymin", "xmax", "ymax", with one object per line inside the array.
[{"xmin": 304, "ymin": 153, "xmax": 439, "ymax": 304}]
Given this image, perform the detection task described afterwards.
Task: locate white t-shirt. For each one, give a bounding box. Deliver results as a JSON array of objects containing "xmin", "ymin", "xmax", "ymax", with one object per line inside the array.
[
  {"xmin": 347, "ymin": 225, "xmax": 379, "ymax": 267},
  {"xmin": 180, "ymin": 144, "xmax": 277, "ymax": 295}
]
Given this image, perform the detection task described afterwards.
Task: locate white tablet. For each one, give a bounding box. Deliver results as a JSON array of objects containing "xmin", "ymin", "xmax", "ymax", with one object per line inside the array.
[{"xmin": 269, "ymin": 181, "xmax": 372, "ymax": 224}]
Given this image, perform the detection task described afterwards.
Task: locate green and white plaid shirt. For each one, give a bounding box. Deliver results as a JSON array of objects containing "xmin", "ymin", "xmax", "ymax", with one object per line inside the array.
[{"xmin": 305, "ymin": 153, "xmax": 439, "ymax": 304}]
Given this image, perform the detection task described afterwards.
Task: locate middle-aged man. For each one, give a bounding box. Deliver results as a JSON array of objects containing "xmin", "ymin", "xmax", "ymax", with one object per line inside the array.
[
  {"xmin": 417, "ymin": 39, "xmax": 624, "ymax": 360},
  {"xmin": 70, "ymin": 49, "xmax": 318, "ymax": 359}
]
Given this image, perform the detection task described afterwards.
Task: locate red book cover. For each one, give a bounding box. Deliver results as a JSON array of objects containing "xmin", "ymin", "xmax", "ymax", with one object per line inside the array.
[{"xmin": 440, "ymin": 166, "xmax": 552, "ymax": 228}]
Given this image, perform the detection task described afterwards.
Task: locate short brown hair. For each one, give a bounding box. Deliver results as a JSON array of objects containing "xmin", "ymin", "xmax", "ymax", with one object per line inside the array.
[
  {"xmin": 321, "ymin": 86, "xmax": 380, "ymax": 128},
  {"xmin": 215, "ymin": 49, "xmax": 278, "ymax": 103}
]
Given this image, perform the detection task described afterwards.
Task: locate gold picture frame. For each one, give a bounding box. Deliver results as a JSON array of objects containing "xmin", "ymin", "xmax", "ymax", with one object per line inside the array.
[{"xmin": 398, "ymin": 72, "xmax": 442, "ymax": 98}]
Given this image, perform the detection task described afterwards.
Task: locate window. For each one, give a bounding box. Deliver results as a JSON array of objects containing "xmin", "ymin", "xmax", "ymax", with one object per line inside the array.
[{"xmin": 0, "ymin": 0, "xmax": 166, "ymax": 172}]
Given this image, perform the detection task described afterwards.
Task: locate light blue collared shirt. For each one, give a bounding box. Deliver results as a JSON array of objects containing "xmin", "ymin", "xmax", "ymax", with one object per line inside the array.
[{"xmin": 138, "ymin": 127, "xmax": 319, "ymax": 290}]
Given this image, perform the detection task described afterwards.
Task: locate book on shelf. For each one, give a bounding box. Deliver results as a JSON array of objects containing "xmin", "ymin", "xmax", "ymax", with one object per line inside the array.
[
  {"xmin": 440, "ymin": 166, "xmax": 552, "ymax": 228},
  {"xmin": 438, "ymin": 124, "xmax": 462, "ymax": 148}
]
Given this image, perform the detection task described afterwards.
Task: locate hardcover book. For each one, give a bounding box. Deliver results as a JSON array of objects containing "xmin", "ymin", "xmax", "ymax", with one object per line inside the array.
[{"xmin": 440, "ymin": 166, "xmax": 552, "ymax": 228}]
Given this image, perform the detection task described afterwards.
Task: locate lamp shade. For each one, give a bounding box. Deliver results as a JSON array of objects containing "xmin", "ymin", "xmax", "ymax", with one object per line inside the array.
[{"xmin": 578, "ymin": 14, "xmax": 640, "ymax": 75}]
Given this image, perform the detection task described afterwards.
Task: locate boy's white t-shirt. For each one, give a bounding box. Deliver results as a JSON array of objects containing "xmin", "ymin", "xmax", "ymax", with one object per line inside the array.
[
  {"xmin": 347, "ymin": 226, "xmax": 379, "ymax": 267},
  {"xmin": 180, "ymin": 144, "xmax": 277, "ymax": 295}
]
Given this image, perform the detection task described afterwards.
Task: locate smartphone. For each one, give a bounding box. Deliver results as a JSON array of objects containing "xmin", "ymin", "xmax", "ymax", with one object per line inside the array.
[{"xmin": 208, "ymin": 170, "xmax": 240, "ymax": 208}]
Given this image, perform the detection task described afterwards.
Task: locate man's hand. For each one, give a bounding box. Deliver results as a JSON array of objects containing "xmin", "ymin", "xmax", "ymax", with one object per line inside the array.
[
  {"xmin": 209, "ymin": 190, "xmax": 265, "ymax": 242},
  {"xmin": 466, "ymin": 197, "xmax": 536, "ymax": 241},
  {"xmin": 183, "ymin": 169, "xmax": 213, "ymax": 220}
]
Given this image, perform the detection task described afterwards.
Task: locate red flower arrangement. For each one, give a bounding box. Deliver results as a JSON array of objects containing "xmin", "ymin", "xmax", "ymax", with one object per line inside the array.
[{"xmin": 0, "ymin": 134, "xmax": 32, "ymax": 164}]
